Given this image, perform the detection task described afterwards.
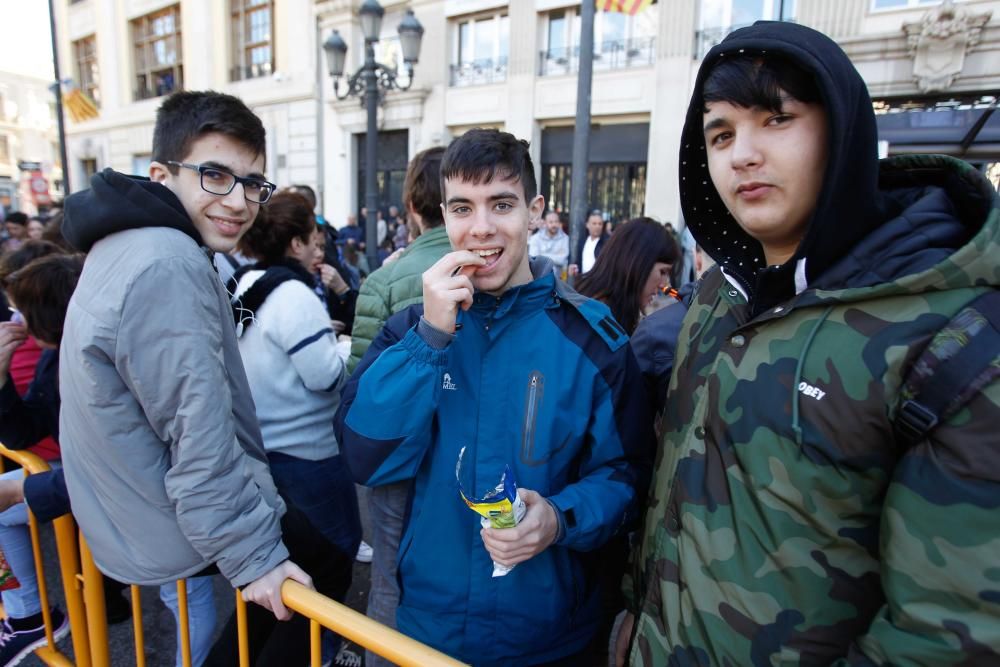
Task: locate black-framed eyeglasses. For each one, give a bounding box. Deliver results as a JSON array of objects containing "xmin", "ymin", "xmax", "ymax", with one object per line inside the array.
[{"xmin": 167, "ymin": 161, "xmax": 276, "ymax": 204}]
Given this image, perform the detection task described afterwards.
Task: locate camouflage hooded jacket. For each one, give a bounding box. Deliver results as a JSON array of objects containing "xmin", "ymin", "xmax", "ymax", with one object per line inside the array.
[{"xmin": 627, "ymin": 22, "xmax": 1000, "ymax": 667}]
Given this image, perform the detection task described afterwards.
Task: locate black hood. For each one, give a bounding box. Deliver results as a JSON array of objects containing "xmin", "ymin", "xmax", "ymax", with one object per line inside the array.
[
  {"xmin": 62, "ymin": 168, "xmax": 203, "ymax": 253},
  {"xmin": 679, "ymin": 21, "xmax": 894, "ymax": 312}
]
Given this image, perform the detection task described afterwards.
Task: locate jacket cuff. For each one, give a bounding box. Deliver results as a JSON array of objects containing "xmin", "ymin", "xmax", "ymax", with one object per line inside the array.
[
  {"xmin": 398, "ymin": 324, "xmax": 451, "ymax": 368},
  {"xmin": 227, "ymin": 539, "xmax": 291, "ymax": 589},
  {"xmin": 545, "ymin": 497, "xmax": 568, "ymax": 545},
  {"xmin": 417, "ymin": 317, "xmax": 455, "ymax": 350}
]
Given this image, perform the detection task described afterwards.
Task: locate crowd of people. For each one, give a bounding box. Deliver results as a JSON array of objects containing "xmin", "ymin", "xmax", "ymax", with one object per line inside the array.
[{"xmin": 0, "ymin": 19, "xmax": 996, "ymax": 667}]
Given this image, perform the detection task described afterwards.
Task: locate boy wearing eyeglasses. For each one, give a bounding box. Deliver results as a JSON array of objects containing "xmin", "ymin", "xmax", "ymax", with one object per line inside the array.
[{"xmin": 59, "ymin": 91, "xmax": 348, "ymax": 665}]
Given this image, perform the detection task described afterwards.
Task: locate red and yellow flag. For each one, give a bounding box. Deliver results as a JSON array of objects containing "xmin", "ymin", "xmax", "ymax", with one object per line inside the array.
[
  {"xmin": 63, "ymin": 86, "xmax": 100, "ymax": 123},
  {"xmin": 597, "ymin": 0, "xmax": 654, "ymax": 15}
]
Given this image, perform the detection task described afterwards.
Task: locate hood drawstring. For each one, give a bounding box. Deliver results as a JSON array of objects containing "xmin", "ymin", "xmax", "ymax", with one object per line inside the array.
[{"xmin": 791, "ymin": 305, "xmax": 835, "ymax": 447}]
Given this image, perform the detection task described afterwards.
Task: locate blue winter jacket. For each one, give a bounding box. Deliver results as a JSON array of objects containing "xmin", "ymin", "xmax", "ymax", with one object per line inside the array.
[{"xmin": 336, "ymin": 265, "xmax": 654, "ymax": 666}]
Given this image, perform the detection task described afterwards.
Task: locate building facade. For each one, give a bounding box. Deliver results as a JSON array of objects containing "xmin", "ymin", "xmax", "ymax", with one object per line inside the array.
[
  {"xmin": 54, "ymin": 0, "xmax": 322, "ymax": 201},
  {"xmin": 54, "ymin": 0, "xmax": 999, "ymax": 229},
  {"xmin": 0, "ymin": 71, "xmax": 62, "ymax": 216}
]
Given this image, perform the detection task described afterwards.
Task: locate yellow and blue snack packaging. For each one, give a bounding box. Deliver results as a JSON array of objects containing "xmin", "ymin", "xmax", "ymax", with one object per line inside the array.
[{"xmin": 456, "ymin": 447, "xmax": 527, "ymax": 577}]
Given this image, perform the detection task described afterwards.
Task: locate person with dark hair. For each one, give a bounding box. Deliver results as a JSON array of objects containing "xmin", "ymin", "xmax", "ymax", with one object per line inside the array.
[
  {"xmin": 58, "ymin": 90, "xmax": 339, "ymax": 667},
  {"xmin": 348, "ymin": 146, "xmax": 450, "ymax": 373},
  {"xmin": 25, "ymin": 219, "xmax": 44, "ymax": 242},
  {"xmin": 0, "ymin": 241, "xmax": 64, "ymax": 321},
  {"xmin": 387, "ymin": 204, "xmax": 405, "ymax": 248},
  {"xmin": 282, "ymin": 185, "xmax": 359, "ymax": 328},
  {"xmin": 617, "ymin": 22, "xmax": 1000, "ymax": 667},
  {"xmin": 337, "ymin": 128, "xmax": 654, "ymax": 665},
  {"xmin": 2, "ymin": 212, "xmax": 28, "ymax": 254},
  {"xmin": 568, "ymin": 210, "xmax": 608, "ymax": 278},
  {"xmin": 0, "ymin": 254, "xmax": 83, "ymax": 663},
  {"xmin": 231, "ymin": 190, "xmax": 360, "ymax": 662},
  {"xmin": 576, "ymin": 217, "xmax": 678, "ymax": 336},
  {"xmin": 572, "ymin": 217, "xmax": 677, "ymax": 656},
  {"xmin": 38, "ymin": 211, "xmax": 73, "ymax": 253},
  {"xmin": 344, "ymin": 145, "xmax": 451, "ymax": 667}
]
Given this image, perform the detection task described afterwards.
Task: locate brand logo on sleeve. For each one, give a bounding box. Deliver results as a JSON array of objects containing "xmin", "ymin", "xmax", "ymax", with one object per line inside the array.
[
  {"xmin": 797, "ymin": 381, "xmax": 826, "ymax": 401},
  {"xmin": 442, "ymin": 373, "xmax": 457, "ymax": 391}
]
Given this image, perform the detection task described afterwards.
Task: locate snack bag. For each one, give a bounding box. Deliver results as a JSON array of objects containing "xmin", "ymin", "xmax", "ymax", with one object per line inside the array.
[{"xmin": 456, "ymin": 447, "xmax": 527, "ymax": 577}]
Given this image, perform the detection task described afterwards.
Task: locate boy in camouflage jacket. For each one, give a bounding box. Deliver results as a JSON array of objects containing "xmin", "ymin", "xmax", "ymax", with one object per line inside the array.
[{"xmin": 619, "ymin": 21, "xmax": 1000, "ymax": 666}]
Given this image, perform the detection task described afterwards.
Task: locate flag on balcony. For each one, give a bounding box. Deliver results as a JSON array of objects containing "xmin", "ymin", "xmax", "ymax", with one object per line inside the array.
[
  {"xmin": 63, "ymin": 84, "xmax": 100, "ymax": 123},
  {"xmin": 597, "ymin": 0, "xmax": 654, "ymax": 15}
]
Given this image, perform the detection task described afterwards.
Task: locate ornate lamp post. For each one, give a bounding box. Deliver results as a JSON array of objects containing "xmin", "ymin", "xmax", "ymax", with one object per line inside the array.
[{"xmin": 323, "ymin": 1, "xmax": 424, "ymax": 270}]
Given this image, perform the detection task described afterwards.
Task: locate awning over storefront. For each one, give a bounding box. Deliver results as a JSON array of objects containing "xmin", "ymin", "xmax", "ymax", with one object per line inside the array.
[
  {"xmin": 541, "ymin": 122, "xmax": 650, "ymax": 164},
  {"xmin": 876, "ymin": 105, "xmax": 1000, "ymax": 158}
]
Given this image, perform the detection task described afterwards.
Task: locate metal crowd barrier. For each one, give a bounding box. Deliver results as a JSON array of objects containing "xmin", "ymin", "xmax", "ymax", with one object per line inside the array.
[
  {"xmin": 0, "ymin": 445, "xmax": 86, "ymax": 667},
  {"xmin": 2, "ymin": 444, "xmax": 467, "ymax": 667}
]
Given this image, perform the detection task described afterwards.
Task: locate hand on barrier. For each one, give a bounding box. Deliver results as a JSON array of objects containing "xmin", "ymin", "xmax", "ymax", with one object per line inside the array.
[
  {"xmin": 614, "ymin": 612, "xmax": 635, "ymax": 667},
  {"xmin": 0, "ymin": 321, "xmax": 28, "ymax": 385},
  {"xmin": 242, "ymin": 559, "xmax": 313, "ymax": 620},
  {"xmin": 480, "ymin": 488, "xmax": 558, "ymax": 568}
]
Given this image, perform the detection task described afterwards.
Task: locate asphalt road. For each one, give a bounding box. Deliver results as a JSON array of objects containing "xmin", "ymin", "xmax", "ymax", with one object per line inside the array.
[{"xmin": 23, "ymin": 485, "xmax": 374, "ymax": 667}]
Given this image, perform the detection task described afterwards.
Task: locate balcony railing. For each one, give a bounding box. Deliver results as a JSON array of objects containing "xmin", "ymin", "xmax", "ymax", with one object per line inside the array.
[
  {"xmin": 449, "ymin": 57, "xmax": 509, "ymax": 87},
  {"xmin": 538, "ymin": 37, "xmax": 655, "ymax": 77}
]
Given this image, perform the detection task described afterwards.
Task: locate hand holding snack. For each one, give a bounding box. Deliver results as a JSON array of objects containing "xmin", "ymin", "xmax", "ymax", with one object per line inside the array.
[
  {"xmin": 422, "ymin": 251, "xmax": 485, "ymax": 333},
  {"xmin": 480, "ymin": 488, "xmax": 558, "ymax": 569},
  {"xmin": 457, "ymin": 451, "xmax": 528, "ymax": 576}
]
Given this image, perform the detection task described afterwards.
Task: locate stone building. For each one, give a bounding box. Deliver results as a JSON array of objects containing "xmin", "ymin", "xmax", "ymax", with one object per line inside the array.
[
  {"xmin": 53, "ymin": 0, "xmax": 998, "ymax": 228},
  {"xmin": 0, "ymin": 71, "xmax": 62, "ymax": 215}
]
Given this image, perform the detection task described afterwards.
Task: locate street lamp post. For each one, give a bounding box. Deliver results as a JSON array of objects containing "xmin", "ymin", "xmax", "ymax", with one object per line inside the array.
[{"xmin": 323, "ymin": 1, "xmax": 423, "ymax": 271}]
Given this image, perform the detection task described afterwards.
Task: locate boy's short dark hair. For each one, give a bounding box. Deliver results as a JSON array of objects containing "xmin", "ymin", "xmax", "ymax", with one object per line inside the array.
[
  {"xmin": 238, "ymin": 191, "xmax": 316, "ymax": 264},
  {"xmin": 404, "ymin": 146, "xmax": 445, "ymax": 229},
  {"xmin": 441, "ymin": 129, "xmax": 537, "ymax": 203},
  {"xmin": 5, "ymin": 212, "xmax": 27, "ymax": 226},
  {"xmin": 5, "ymin": 254, "xmax": 84, "ymax": 346},
  {"xmin": 702, "ymin": 55, "xmax": 821, "ymax": 112},
  {"xmin": 153, "ymin": 91, "xmax": 267, "ymax": 173}
]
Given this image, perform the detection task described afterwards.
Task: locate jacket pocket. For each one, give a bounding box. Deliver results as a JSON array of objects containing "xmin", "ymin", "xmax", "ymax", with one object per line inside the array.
[{"xmin": 520, "ymin": 370, "xmax": 571, "ymax": 467}]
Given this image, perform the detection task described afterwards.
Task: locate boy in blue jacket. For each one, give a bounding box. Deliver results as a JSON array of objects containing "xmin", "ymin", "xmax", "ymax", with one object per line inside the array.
[{"xmin": 336, "ymin": 129, "xmax": 654, "ymax": 666}]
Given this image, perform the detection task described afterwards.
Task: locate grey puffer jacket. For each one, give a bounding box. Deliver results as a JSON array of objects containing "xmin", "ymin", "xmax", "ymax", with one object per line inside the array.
[{"xmin": 59, "ymin": 169, "xmax": 288, "ymax": 587}]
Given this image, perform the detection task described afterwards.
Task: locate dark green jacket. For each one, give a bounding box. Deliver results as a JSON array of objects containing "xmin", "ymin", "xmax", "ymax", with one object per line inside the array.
[
  {"xmin": 347, "ymin": 226, "xmax": 451, "ymax": 373},
  {"xmin": 628, "ymin": 154, "xmax": 1000, "ymax": 665},
  {"xmin": 629, "ymin": 21, "xmax": 1000, "ymax": 665}
]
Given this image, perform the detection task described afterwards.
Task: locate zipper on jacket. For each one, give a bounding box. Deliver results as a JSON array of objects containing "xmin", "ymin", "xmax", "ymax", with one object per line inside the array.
[
  {"xmin": 520, "ymin": 371, "xmax": 544, "ymax": 465},
  {"xmin": 519, "ymin": 371, "xmax": 571, "ymax": 466},
  {"xmin": 483, "ymin": 296, "xmax": 502, "ymax": 331}
]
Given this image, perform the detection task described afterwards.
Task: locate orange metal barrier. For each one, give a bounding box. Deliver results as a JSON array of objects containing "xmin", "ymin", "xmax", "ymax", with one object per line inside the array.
[
  {"xmin": 2, "ymin": 443, "xmax": 468, "ymax": 667},
  {"xmin": 0, "ymin": 445, "xmax": 86, "ymax": 667},
  {"xmin": 272, "ymin": 580, "xmax": 469, "ymax": 667}
]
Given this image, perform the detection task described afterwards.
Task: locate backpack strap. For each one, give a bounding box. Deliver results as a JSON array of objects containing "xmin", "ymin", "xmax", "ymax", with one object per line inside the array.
[{"xmin": 894, "ymin": 290, "xmax": 1000, "ymax": 448}]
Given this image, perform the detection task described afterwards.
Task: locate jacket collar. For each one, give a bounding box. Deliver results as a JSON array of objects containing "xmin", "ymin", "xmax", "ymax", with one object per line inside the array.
[{"xmin": 468, "ymin": 257, "xmax": 556, "ymax": 321}]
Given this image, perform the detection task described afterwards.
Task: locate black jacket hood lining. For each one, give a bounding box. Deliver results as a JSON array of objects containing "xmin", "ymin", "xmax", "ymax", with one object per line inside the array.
[
  {"xmin": 62, "ymin": 168, "xmax": 204, "ymax": 253},
  {"xmin": 679, "ymin": 21, "xmax": 891, "ymax": 314}
]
